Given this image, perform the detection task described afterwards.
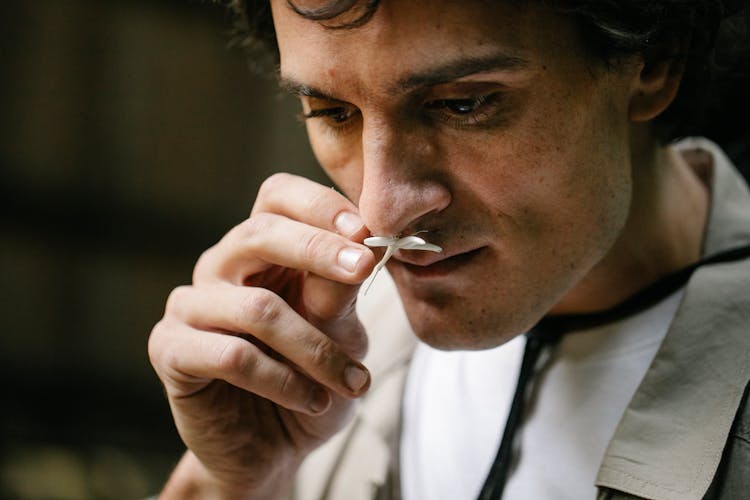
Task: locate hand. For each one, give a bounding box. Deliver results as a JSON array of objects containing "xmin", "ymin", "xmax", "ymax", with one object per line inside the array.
[{"xmin": 148, "ymin": 173, "xmax": 376, "ymax": 499}]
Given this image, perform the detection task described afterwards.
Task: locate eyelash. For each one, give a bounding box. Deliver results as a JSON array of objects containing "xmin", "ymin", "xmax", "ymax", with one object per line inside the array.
[
  {"xmin": 301, "ymin": 92, "xmax": 504, "ymax": 133},
  {"xmin": 301, "ymin": 106, "xmax": 360, "ymax": 135},
  {"xmin": 424, "ymin": 94, "xmax": 504, "ymax": 129}
]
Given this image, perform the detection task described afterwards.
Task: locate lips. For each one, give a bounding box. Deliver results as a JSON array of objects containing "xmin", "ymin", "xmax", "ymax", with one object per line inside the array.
[{"xmin": 393, "ymin": 247, "xmax": 485, "ymax": 277}]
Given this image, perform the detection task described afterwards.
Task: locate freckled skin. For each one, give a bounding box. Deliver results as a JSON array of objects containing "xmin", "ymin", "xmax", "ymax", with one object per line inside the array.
[
  {"xmin": 149, "ymin": 0, "xmax": 708, "ymax": 498},
  {"xmin": 271, "ymin": 0, "xmax": 705, "ymax": 350},
  {"xmin": 150, "ymin": 3, "xmax": 710, "ymax": 497}
]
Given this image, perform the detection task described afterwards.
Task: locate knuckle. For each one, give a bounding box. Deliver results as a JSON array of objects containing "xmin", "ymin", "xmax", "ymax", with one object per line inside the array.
[
  {"xmin": 303, "ymin": 185, "xmax": 333, "ymax": 219},
  {"xmin": 257, "ymin": 172, "xmax": 293, "ymax": 204},
  {"xmin": 276, "ymin": 367, "xmax": 300, "ymax": 399},
  {"xmin": 239, "ymin": 288, "xmax": 282, "ymax": 326},
  {"xmin": 216, "ymin": 338, "xmax": 255, "ymax": 376},
  {"xmin": 237, "ymin": 215, "xmax": 270, "ymax": 244},
  {"xmin": 164, "ymin": 285, "xmax": 192, "ymax": 315},
  {"xmin": 160, "ymin": 348, "xmax": 183, "ymax": 378},
  {"xmin": 192, "ymin": 247, "xmax": 215, "ymax": 284},
  {"xmin": 147, "ymin": 322, "xmax": 165, "ymax": 365},
  {"xmin": 300, "ymin": 229, "xmax": 331, "ymax": 265},
  {"xmin": 307, "ymin": 335, "xmax": 335, "ymax": 369},
  {"xmin": 147, "ymin": 320, "xmax": 180, "ymax": 374}
]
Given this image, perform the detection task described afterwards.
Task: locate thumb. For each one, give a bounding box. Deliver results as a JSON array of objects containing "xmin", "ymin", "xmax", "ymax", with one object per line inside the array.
[{"xmin": 302, "ymin": 273, "xmax": 369, "ymax": 360}]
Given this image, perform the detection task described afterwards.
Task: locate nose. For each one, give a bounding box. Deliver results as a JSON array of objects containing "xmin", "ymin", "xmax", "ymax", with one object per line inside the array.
[{"xmin": 356, "ymin": 119, "xmax": 451, "ymax": 236}]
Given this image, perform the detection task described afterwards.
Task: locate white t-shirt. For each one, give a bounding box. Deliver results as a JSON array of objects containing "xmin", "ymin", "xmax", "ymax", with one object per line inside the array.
[{"xmin": 400, "ymin": 288, "xmax": 685, "ymax": 500}]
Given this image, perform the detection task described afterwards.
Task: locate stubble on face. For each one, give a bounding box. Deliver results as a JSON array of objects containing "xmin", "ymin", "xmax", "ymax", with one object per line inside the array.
[{"xmin": 272, "ymin": 0, "xmax": 637, "ymax": 350}]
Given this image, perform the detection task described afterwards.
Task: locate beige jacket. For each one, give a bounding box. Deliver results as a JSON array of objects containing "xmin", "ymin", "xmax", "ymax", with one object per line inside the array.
[{"xmin": 289, "ymin": 138, "xmax": 750, "ymax": 500}]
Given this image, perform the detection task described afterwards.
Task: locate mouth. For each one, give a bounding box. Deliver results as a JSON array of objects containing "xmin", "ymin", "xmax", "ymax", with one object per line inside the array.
[{"xmin": 393, "ymin": 247, "xmax": 486, "ymax": 278}]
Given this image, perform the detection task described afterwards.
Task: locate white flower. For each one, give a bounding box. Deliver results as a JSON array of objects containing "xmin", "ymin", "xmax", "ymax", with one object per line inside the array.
[{"xmin": 362, "ymin": 234, "xmax": 442, "ymax": 294}]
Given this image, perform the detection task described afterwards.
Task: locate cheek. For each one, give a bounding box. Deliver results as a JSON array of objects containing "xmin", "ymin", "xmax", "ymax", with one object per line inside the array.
[
  {"xmin": 512, "ymin": 91, "xmax": 633, "ymax": 283},
  {"xmin": 447, "ymin": 81, "xmax": 632, "ymax": 262},
  {"xmin": 518, "ymin": 85, "xmax": 630, "ymax": 215}
]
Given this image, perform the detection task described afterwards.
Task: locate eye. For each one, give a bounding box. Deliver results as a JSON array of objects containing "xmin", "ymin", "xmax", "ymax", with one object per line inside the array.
[
  {"xmin": 301, "ymin": 102, "xmax": 360, "ymax": 133},
  {"xmin": 423, "ymin": 93, "xmax": 506, "ymax": 129},
  {"xmin": 426, "ymin": 97, "xmax": 487, "ymax": 114},
  {"xmin": 304, "ymin": 106, "xmax": 353, "ymax": 123}
]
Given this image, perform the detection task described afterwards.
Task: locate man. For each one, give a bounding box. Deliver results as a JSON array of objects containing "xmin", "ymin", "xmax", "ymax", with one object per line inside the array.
[{"xmin": 148, "ymin": 1, "xmax": 750, "ymax": 498}]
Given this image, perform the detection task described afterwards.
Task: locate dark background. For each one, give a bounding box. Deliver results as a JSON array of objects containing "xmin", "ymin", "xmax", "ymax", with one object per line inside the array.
[
  {"xmin": 0, "ymin": 1, "xmax": 747, "ymax": 499},
  {"xmin": 0, "ymin": 1, "xmax": 321, "ymax": 498}
]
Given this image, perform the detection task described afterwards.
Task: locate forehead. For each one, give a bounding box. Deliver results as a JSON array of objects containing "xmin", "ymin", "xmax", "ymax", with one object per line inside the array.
[{"xmin": 270, "ymin": 0, "xmax": 585, "ymax": 94}]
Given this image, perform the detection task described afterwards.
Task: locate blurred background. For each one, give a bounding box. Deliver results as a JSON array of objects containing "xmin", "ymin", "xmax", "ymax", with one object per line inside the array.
[
  {"xmin": 0, "ymin": 1, "xmax": 747, "ymax": 499},
  {"xmin": 0, "ymin": 0, "xmax": 321, "ymax": 498}
]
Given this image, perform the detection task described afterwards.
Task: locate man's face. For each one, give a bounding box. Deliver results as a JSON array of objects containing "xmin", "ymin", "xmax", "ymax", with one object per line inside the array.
[{"xmin": 272, "ymin": 0, "xmax": 640, "ymax": 349}]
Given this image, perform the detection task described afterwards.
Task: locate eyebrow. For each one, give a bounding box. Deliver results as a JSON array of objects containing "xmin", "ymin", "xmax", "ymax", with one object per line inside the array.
[
  {"xmin": 279, "ymin": 77, "xmax": 332, "ymax": 100},
  {"xmin": 392, "ymin": 52, "xmax": 530, "ymax": 93},
  {"xmin": 278, "ymin": 51, "xmax": 530, "ymax": 100}
]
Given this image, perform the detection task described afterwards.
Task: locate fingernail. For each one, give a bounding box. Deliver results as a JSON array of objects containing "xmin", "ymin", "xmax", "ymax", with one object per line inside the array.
[
  {"xmin": 338, "ymin": 247, "xmax": 363, "ymax": 273},
  {"xmin": 334, "ymin": 211, "xmax": 364, "ymax": 237},
  {"xmin": 344, "ymin": 364, "xmax": 369, "ymax": 393},
  {"xmin": 308, "ymin": 387, "xmax": 330, "ymax": 414}
]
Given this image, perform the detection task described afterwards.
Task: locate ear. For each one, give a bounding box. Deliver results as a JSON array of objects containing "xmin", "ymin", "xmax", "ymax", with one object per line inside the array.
[{"xmin": 628, "ymin": 43, "xmax": 687, "ymax": 123}]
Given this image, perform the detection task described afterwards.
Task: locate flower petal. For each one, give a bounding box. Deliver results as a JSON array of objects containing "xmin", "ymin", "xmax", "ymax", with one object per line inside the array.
[
  {"xmin": 414, "ymin": 243, "xmax": 442, "ymax": 252},
  {"xmin": 363, "ymin": 232, "xmax": 442, "ymax": 294},
  {"xmin": 395, "ymin": 236, "xmax": 427, "ymax": 247},
  {"xmin": 364, "ymin": 236, "xmax": 396, "ymax": 247}
]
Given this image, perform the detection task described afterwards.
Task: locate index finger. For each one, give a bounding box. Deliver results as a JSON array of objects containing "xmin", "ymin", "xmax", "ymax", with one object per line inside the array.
[
  {"xmin": 252, "ymin": 173, "xmax": 369, "ymax": 242},
  {"xmin": 252, "ymin": 174, "xmax": 372, "ymax": 354}
]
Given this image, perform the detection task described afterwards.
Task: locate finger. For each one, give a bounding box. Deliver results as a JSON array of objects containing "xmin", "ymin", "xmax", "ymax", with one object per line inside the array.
[
  {"xmin": 252, "ymin": 173, "xmax": 369, "ymax": 241},
  {"xmin": 164, "ymin": 285, "xmax": 371, "ymax": 398},
  {"xmin": 193, "ymin": 213, "xmax": 375, "ymax": 286},
  {"xmin": 149, "ymin": 320, "xmax": 333, "ymax": 416},
  {"xmin": 251, "ymin": 174, "xmax": 372, "ymax": 327},
  {"xmin": 301, "ymin": 273, "xmax": 368, "ymax": 360}
]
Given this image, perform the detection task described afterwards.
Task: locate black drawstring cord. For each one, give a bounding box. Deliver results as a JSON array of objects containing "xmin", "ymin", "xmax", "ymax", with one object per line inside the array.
[
  {"xmin": 475, "ymin": 244, "xmax": 750, "ymax": 500},
  {"xmin": 476, "ymin": 326, "xmax": 562, "ymax": 500}
]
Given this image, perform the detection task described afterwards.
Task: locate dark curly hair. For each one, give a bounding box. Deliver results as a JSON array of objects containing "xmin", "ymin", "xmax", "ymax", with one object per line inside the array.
[{"xmin": 225, "ymin": 0, "xmax": 749, "ymax": 143}]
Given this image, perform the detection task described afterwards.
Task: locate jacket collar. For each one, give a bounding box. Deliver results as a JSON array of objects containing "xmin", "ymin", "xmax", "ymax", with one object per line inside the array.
[
  {"xmin": 295, "ymin": 138, "xmax": 750, "ymax": 500},
  {"xmin": 596, "ymin": 138, "xmax": 750, "ymax": 499}
]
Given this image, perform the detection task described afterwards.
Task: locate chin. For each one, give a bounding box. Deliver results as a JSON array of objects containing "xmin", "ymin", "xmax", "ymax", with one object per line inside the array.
[
  {"xmin": 403, "ymin": 300, "xmax": 529, "ymax": 351},
  {"xmin": 389, "ymin": 259, "xmax": 558, "ymax": 351}
]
